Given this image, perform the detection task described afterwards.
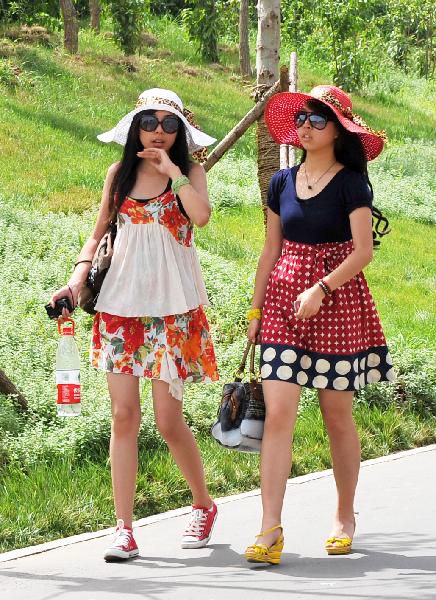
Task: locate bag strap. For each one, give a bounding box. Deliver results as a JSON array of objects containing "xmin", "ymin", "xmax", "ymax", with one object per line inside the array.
[
  {"xmin": 249, "ymin": 342, "xmax": 258, "ymax": 382},
  {"xmin": 234, "ymin": 340, "xmax": 252, "ymax": 382}
]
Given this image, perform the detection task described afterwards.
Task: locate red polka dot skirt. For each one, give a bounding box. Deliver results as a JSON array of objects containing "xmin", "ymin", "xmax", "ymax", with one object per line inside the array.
[{"xmin": 260, "ymin": 239, "xmax": 395, "ymax": 391}]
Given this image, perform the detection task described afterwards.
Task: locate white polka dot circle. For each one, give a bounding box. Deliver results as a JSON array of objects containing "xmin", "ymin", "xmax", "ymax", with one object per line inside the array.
[
  {"xmin": 277, "ymin": 365, "xmax": 293, "ymax": 380},
  {"xmin": 260, "ymin": 364, "xmax": 272, "ymax": 378},
  {"xmin": 300, "ymin": 355, "xmax": 312, "ymax": 369},
  {"xmin": 297, "ymin": 371, "xmax": 308, "ymax": 385},
  {"xmin": 263, "ymin": 347, "xmax": 276, "ymax": 362},
  {"xmin": 313, "ymin": 375, "xmax": 328, "ymax": 388},
  {"xmin": 315, "ymin": 358, "xmax": 330, "ymax": 373},
  {"xmin": 367, "ymin": 353, "xmax": 381, "ymax": 367},
  {"xmin": 281, "ymin": 349, "xmax": 297, "ymax": 364},
  {"xmin": 335, "ymin": 360, "xmax": 351, "ymax": 375},
  {"xmin": 333, "ymin": 377, "xmax": 349, "ymax": 390}
]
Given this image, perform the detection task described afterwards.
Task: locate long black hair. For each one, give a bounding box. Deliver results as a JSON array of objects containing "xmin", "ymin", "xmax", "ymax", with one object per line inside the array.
[
  {"xmin": 109, "ymin": 109, "xmax": 192, "ymax": 218},
  {"xmin": 301, "ymin": 99, "xmax": 390, "ymax": 247}
]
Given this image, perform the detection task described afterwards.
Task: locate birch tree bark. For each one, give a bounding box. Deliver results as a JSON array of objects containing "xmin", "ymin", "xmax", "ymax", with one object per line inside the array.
[
  {"xmin": 239, "ymin": 0, "xmax": 252, "ymax": 78},
  {"xmin": 256, "ymin": 0, "xmax": 280, "ymax": 223},
  {"xmin": 60, "ymin": 0, "xmax": 79, "ymax": 53}
]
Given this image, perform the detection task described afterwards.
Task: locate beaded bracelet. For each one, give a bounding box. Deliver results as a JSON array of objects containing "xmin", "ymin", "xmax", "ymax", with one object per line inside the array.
[
  {"xmin": 318, "ymin": 279, "xmax": 332, "ymax": 296},
  {"xmin": 171, "ymin": 175, "xmax": 190, "ymax": 196},
  {"xmin": 246, "ymin": 308, "xmax": 262, "ymax": 321}
]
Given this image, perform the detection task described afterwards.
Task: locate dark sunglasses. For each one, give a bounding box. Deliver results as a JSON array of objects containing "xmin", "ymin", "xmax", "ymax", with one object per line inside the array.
[
  {"xmin": 295, "ymin": 110, "xmax": 330, "ymax": 130},
  {"xmin": 139, "ymin": 114, "xmax": 180, "ymax": 134}
]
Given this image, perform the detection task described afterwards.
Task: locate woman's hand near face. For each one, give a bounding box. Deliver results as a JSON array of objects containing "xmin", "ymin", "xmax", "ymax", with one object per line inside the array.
[{"xmin": 136, "ymin": 148, "xmax": 181, "ymax": 179}]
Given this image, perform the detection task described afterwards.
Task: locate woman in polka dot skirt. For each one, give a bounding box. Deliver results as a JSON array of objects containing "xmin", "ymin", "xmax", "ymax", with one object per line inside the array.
[{"xmin": 244, "ymin": 85, "xmax": 395, "ymax": 565}]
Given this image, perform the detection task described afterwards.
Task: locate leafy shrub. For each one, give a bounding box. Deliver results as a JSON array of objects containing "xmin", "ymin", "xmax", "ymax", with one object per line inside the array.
[
  {"xmin": 356, "ymin": 341, "xmax": 436, "ymax": 413},
  {"xmin": 0, "ymin": 56, "xmax": 39, "ymax": 89},
  {"xmin": 107, "ymin": 0, "xmax": 148, "ymax": 55},
  {"xmin": 181, "ymin": 1, "xmax": 220, "ymax": 63},
  {"xmin": 0, "ymin": 395, "xmax": 24, "ymax": 435}
]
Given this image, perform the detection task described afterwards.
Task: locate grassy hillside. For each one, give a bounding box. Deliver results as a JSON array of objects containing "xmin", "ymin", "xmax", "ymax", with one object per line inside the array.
[{"xmin": 0, "ymin": 17, "xmax": 435, "ymax": 552}]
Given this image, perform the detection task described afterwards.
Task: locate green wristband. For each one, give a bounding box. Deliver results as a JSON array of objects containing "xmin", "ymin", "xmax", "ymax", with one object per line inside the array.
[{"xmin": 171, "ymin": 175, "xmax": 190, "ymax": 196}]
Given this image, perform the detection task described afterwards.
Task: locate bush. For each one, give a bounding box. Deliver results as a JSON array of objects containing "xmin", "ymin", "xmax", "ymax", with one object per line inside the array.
[
  {"xmin": 107, "ymin": 0, "xmax": 148, "ymax": 55},
  {"xmin": 356, "ymin": 341, "xmax": 436, "ymax": 413}
]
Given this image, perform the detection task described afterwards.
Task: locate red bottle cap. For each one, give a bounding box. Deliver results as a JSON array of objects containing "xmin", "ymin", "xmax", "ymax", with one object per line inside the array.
[{"xmin": 57, "ymin": 318, "xmax": 75, "ymax": 336}]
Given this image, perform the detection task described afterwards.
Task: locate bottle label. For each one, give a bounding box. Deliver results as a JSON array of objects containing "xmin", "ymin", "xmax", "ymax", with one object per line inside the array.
[{"xmin": 56, "ymin": 370, "xmax": 80, "ymax": 405}]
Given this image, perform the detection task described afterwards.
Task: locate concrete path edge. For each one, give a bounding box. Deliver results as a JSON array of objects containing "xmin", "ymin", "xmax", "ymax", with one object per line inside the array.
[{"xmin": 1, "ymin": 443, "xmax": 435, "ymax": 564}]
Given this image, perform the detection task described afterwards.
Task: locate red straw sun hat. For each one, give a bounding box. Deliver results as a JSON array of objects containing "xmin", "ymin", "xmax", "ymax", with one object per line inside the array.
[{"xmin": 264, "ymin": 84, "xmax": 386, "ymax": 161}]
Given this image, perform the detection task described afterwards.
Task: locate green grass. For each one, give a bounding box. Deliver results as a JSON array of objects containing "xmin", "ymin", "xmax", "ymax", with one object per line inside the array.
[
  {"xmin": 1, "ymin": 400, "xmax": 435, "ymax": 553},
  {"xmin": 0, "ymin": 17, "xmax": 435, "ymax": 553}
]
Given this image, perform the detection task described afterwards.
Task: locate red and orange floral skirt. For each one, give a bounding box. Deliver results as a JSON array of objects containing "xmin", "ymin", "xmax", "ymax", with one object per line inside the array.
[{"xmin": 91, "ymin": 306, "xmax": 219, "ymax": 400}]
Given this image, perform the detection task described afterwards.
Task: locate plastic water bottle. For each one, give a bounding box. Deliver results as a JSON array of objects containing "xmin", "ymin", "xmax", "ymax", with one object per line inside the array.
[{"xmin": 56, "ymin": 319, "xmax": 81, "ymax": 416}]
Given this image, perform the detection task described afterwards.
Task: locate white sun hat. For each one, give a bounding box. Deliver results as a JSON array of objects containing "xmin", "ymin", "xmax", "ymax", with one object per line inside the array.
[{"xmin": 97, "ymin": 87, "xmax": 216, "ymax": 154}]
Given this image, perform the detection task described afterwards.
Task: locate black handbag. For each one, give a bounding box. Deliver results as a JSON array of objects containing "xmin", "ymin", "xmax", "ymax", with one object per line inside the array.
[
  {"xmin": 211, "ymin": 340, "xmax": 265, "ymax": 453},
  {"xmin": 78, "ymin": 222, "xmax": 117, "ymax": 315}
]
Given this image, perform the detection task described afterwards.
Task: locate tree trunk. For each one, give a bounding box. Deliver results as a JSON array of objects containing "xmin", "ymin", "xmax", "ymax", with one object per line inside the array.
[
  {"xmin": 60, "ymin": 0, "xmax": 79, "ymax": 54},
  {"xmin": 0, "ymin": 368, "xmax": 28, "ymax": 412},
  {"xmin": 89, "ymin": 0, "xmax": 101, "ymax": 33},
  {"xmin": 256, "ymin": 0, "xmax": 280, "ymax": 225},
  {"xmin": 204, "ymin": 79, "xmax": 281, "ymax": 172},
  {"xmin": 239, "ymin": 0, "xmax": 252, "ymax": 78}
]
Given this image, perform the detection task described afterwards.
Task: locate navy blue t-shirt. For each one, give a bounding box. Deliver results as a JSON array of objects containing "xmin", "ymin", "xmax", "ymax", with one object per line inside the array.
[{"xmin": 267, "ymin": 165, "xmax": 373, "ymax": 244}]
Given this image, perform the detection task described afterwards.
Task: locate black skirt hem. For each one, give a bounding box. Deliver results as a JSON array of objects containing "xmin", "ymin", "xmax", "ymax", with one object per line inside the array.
[{"xmin": 260, "ymin": 343, "xmax": 395, "ymax": 391}]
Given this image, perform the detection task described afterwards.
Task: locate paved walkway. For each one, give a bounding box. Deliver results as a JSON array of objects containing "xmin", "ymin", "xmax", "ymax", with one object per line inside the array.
[{"xmin": 1, "ymin": 445, "xmax": 435, "ymax": 600}]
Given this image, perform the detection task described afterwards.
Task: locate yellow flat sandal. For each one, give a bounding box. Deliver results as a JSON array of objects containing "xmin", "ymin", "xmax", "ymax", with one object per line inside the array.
[
  {"xmin": 245, "ymin": 525, "xmax": 284, "ymax": 565},
  {"xmin": 325, "ymin": 535, "xmax": 353, "ymax": 555}
]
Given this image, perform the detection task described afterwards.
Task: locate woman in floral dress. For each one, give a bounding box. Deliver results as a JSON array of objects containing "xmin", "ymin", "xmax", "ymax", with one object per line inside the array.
[{"xmin": 50, "ymin": 88, "xmax": 219, "ymax": 561}]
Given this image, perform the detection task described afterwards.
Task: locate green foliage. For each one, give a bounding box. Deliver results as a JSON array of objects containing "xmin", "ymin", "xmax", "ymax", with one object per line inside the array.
[
  {"xmin": 0, "ymin": 1, "xmax": 89, "ymax": 28},
  {"xmin": 0, "ymin": 58, "xmax": 20, "ymax": 86},
  {"xmin": 0, "ymin": 396, "xmax": 24, "ymax": 436},
  {"xmin": 181, "ymin": 0, "xmax": 220, "ymax": 62},
  {"xmin": 149, "ymin": 0, "xmax": 185, "ymax": 16},
  {"xmin": 281, "ymin": 0, "xmax": 435, "ymax": 90},
  {"xmin": 384, "ymin": 0, "xmax": 435, "ymax": 79},
  {"xmin": 107, "ymin": 0, "xmax": 149, "ymax": 55}
]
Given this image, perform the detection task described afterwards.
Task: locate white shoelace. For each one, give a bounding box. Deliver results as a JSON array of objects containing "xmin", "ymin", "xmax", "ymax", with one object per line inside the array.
[
  {"xmin": 112, "ymin": 519, "xmax": 132, "ymax": 546},
  {"xmin": 184, "ymin": 509, "xmax": 207, "ymax": 536},
  {"xmin": 113, "ymin": 526, "xmax": 132, "ymax": 548}
]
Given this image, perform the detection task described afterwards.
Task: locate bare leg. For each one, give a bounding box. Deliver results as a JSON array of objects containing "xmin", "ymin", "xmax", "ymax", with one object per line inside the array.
[
  {"xmin": 107, "ymin": 373, "xmax": 141, "ymax": 528},
  {"xmin": 152, "ymin": 380, "xmax": 211, "ymax": 508},
  {"xmin": 255, "ymin": 380, "xmax": 301, "ymax": 547},
  {"xmin": 319, "ymin": 389, "xmax": 360, "ymax": 538}
]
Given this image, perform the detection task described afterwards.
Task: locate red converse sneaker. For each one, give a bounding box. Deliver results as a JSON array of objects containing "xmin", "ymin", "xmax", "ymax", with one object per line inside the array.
[
  {"xmin": 104, "ymin": 519, "xmax": 139, "ymax": 562},
  {"xmin": 181, "ymin": 502, "xmax": 218, "ymax": 549}
]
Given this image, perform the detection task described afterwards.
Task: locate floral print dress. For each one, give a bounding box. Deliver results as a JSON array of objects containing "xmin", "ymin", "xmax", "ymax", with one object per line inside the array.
[{"xmin": 91, "ymin": 182, "xmax": 219, "ymax": 400}]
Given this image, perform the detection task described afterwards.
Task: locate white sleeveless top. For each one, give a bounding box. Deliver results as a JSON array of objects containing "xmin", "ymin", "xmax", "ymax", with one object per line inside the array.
[{"xmin": 94, "ymin": 184, "xmax": 209, "ymax": 317}]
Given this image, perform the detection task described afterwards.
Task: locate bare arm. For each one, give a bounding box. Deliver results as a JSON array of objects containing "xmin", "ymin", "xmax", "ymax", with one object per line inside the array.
[
  {"xmin": 168, "ymin": 162, "xmax": 211, "ymax": 227},
  {"xmin": 247, "ymin": 209, "xmax": 283, "ymax": 342},
  {"xmin": 137, "ymin": 148, "xmax": 211, "ymax": 227},
  {"xmin": 323, "ymin": 206, "xmax": 373, "ymax": 290},
  {"xmin": 295, "ymin": 207, "xmax": 373, "ymax": 320},
  {"xmin": 49, "ymin": 162, "xmax": 119, "ymax": 314}
]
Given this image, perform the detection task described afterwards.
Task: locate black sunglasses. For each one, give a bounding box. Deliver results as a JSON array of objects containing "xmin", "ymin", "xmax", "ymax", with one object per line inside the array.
[
  {"xmin": 139, "ymin": 114, "xmax": 180, "ymax": 134},
  {"xmin": 295, "ymin": 110, "xmax": 330, "ymax": 130}
]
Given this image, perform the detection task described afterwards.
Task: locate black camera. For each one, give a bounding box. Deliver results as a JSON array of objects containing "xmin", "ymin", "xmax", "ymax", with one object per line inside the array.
[{"xmin": 45, "ymin": 297, "xmax": 74, "ymax": 320}]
